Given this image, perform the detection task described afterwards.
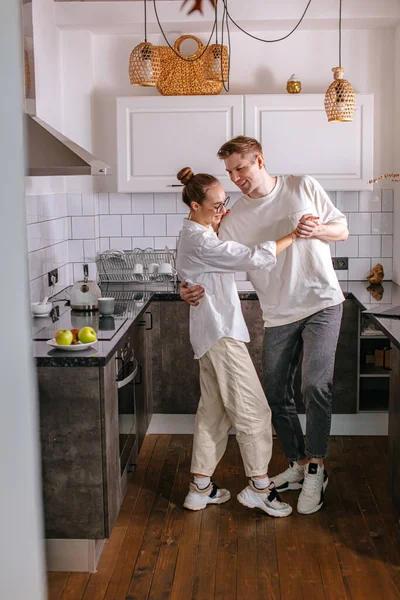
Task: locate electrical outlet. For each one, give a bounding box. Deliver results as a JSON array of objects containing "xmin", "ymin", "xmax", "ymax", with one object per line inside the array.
[
  {"xmin": 332, "ymin": 257, "xmax": 348, "ymax": 270},
  {"xmin": 48, "ymin": 268, "xmax": 59, "ymax": 287}
]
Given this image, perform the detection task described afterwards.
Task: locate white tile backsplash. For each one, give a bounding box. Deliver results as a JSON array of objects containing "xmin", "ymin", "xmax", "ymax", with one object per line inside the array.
[
  {"xmin": 27, "ymin": 187, "xmax": 396, "ymax": 304},
  {"xmin": 84, "ymin": 239, "xmax": 96, "ymax": 262},
  {"xmin": 132, "ymin": 193, "xmax": 154, "ymax": 214},
  {"xmin": 110, "ymin": 193, "xmax": 131, "ymax": 214},
  {"xmin": 167, "ymin": 214, "xmax": 185, "ymax": 237},
  {"xmin": 349, "ymin": 212, "xmax": 371, "ymax": 235},
  {"xmin": 99, "ymin": 215, "xmax": 122, "ymax": 237},
  {"xmin": 82, "ymin": 193, "xmax": 96, "ymax": 216},
  {"xmin": 372, "ymin": 213, "xmax": 393, "ymax": 235},
  {"xmin": 72, "ymin": 216, "xmax": 95, "ymax": 239},
  {"xmin": 154, "ymin": 237, "xmax": 178, "ymax": 249},
  {"xmin": 336, "ymin": 235, "xmax": 358, "ymax": 257},
  {"xmin": 381, "ymin": 235, "xmax": 393, "ymax": 258},
  {"xmin": 121, "ymin": 215, "xmax": 144, "ymax": 237},
  {"xmin": 154, "ymin": 193, "xmax": 177, "ymax": 214},
  {"xmin": 110, "ymin": 237, "xmax": 132, "ymax": 251},
  {"xmin": 358, "ymin": 235, "xmax": 381, "ymax": 258},
  {"xmin": 67, "ymin": 193, "xmax": 82, "ymax": 216},
  {"xmin": 69, "ymin": 239, "xmax": 84, "ymax": 262},
  {"xmin": 348, "ymin": 258, "xmax": 371, "ymax": 280},
  {"xmin": 337, "ymin": 191, "xmax": 359, "ymax": 212},
  {"xmin": 358, "ymin": 191, "xmax": 382, "ymax": 212},
  {"xmin": 144, "ymin": 214, "xmax": 167, "ymax": 237},
  {"xmin": 382, "ymin": 189, "xmax": 394, "ymax": 212}
]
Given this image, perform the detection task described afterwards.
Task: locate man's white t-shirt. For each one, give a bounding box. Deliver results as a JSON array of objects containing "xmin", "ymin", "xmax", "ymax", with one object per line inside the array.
[{"xmin": 219, "ymin": 175, "xmax": 346, "ymax": 327}]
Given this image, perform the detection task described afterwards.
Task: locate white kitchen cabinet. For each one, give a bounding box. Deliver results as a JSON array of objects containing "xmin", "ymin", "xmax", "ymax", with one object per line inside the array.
[
  {"xmin": 245, "ymin": 94, "xmax": 374, "ymax": 191},
  {"xmin": 117, "ymin": 93, "xmax": 374, "ymax": 192},
  {"xmin": 117, "ymin": 96, "xmax": 243, "ymax": 192}
]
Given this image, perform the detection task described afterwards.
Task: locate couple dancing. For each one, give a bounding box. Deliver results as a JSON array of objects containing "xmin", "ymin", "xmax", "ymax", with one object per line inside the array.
[{"xmin": 176, "ymin": 136, "xmax": 348, "ymax": 517}]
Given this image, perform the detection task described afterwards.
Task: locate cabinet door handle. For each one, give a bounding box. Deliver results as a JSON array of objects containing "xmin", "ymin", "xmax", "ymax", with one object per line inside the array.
[
  {"xmin": 134, "ymin": 364, "xmax": 142, "ymax": 386},
  {"xmin": 145, "ymin": 311, "xmax": 153, "ymax": 330}
]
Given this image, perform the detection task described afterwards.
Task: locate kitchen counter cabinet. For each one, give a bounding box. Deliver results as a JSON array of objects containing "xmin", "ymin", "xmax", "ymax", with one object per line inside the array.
[
  {"xmin": 389, "ymin": 344, "xmax": 400, "ymax": 514},
  {"xmin": 152, "ymin": 297, "xmax": 358, "ymax": 415},
  {"xmin": 37, "ymin": 312, "xmax": 151, "ymax": 542}
]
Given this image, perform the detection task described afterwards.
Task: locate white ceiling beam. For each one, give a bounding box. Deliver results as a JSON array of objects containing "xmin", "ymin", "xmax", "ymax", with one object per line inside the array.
[{"xmin": 55, "ymin": 0, "xmax": 400, "ymax": 34}]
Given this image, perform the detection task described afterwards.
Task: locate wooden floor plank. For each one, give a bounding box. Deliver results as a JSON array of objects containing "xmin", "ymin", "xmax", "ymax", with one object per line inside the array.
[
  {"xmin": 60, "ymin": 574, "xmax": 90, "ymax": 600},
  {"xmin": 148, "ymin": 436, "xmax": 193, "ymax": 600},
  {"xmin": 102, "ymin": 435, "xmax": 171, "ymax": 600},
  {"xmin": 340, "ymin": 436, "xmax": 400, "ymax": 597},
  {"xmin": 330, "ymin": 437, "xmax": 398, "ymax": 599},
  {"xmin": 124, "ymin": 436, "xmax": 182, "ymax": 600},
  {"xmin": 48, "ymin": 573, "xmax": 70, "ymax": 600},
  {"xmin": 46, "ymin": 435, "xmax": 400, "ymax": 600},
  {"xmin": 215, "ymin": 437, "xmax": 239, "ymax": 600},
  {"xmin": 78, "ymin": 435, "xmax": 158, "ymax": 600}
]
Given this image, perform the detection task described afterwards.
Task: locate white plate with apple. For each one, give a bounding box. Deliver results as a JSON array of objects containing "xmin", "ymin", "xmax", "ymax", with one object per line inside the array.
[
  {"xmin": 46, "ymin": 339, "xmax": 97, "ymax": 351},
  {"xmin": 46, "ymin": 327, "xmax": 97, "ymax": 351}
]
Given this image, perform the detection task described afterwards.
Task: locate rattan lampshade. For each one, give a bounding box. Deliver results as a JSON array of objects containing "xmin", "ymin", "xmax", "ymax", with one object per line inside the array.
[
  {"xmin": 129, "ymin": 42, "xmax": 161, "ymax": 87},
  {"xmin": 325, "ymin": 67, "xmax": 355, "ymax": 122},
  {"xmin": 203, "ymin": 43, "xmax": 229, "ymax": 82}
]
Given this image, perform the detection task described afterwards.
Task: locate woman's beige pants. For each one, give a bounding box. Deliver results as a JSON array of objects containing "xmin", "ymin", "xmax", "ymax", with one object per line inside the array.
[{"xmin": 191, "ymin": 337, "xmax": 273, "ymax": 478}]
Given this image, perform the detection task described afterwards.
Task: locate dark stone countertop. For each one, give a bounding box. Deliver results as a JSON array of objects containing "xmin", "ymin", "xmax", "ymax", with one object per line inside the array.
[{"xmin": 32, "ymin": 281, "xmax": 400, "ymax": 366}]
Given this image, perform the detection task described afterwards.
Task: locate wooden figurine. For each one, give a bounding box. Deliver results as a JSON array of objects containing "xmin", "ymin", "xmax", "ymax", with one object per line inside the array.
[
  {"xmin": 366, "ymin": 263, "xmax": 384, "ymax": 285},
  {"xmin": 181, "ymin": 0, "xmax": 216, "ymax": 15}
]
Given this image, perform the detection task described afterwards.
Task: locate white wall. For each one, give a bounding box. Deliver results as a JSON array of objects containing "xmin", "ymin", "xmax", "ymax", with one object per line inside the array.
[
  {"xmin": 32, "ymin": 0, "xmax": 62, "ymax": 132},
  {"xmin": 61, "ymin": 29, "xmax": 94, "ymax": 153},
  {"xmin": 394, "ymin": 25, "xmax": 400, "ymax": 284},
  {"xmin": 85, "ymin": 28, "xmax": 394, "ymax": 190},
  {"xmin": 0, "ymin": 0, "xmax": 46, "ymax": 598}
]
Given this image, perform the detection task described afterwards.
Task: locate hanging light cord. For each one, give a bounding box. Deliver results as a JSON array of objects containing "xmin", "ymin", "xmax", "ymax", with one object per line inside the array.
[
  {"xmin": 220, "ymin": 0, "xmax": 313, "ymax": 44},
  {"xmin": 339, "ymin": 0, "xmax": 342, "ymax": 67},
  {"xmin": 153, "ymin": 0, "xmax": 217, "ymax": 62},
  {"xmin": 144, "ymin": 0, "xmax": 147, "ymax": 43}
]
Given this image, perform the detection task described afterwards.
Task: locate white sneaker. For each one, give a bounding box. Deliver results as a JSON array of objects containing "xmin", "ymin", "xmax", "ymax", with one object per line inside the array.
[
  {"xmin": 237, "ymin": 481, "xmax": 292, "ymax": 518},
  {"xmin": 183, "ymin": 481, "xmax": 231, "ymax": 511},
  {"xmin": 271, "ymin": 461, "xmax": 305, "ymax": 492},
  {"xmin": 297, "ymin": 462, "xmax": 328, "ymax": 515}
]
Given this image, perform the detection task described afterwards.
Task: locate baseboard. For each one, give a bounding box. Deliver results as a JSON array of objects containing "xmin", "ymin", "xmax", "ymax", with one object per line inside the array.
[
  {"xmin": 148, "ymin": 413, "xmax": 388, "ymax": 436},
  {"xmin": 45, "ymin": 538, "xmax": 106, "ymax": 573}
]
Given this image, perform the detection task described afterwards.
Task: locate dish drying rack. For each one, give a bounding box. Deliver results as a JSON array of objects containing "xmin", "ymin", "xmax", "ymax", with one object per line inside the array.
[{"xmin": 97, "ymin": 248, "xmax": 178, "ymax": 289}]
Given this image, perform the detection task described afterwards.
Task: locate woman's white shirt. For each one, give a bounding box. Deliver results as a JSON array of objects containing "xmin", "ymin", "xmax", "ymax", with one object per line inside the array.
[{"xmin": 176, "ymin": 219, "xmax": 276, "ymax": 359}]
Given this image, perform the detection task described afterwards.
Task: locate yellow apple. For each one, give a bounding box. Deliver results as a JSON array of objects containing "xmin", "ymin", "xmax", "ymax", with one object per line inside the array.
[
  {"xmin": 55, "ymin": 329, "xmax": 73, "ymax": 346},
  {"xmin": 78, "ymin": 326, "xmax": 97, "ymax": 344}
]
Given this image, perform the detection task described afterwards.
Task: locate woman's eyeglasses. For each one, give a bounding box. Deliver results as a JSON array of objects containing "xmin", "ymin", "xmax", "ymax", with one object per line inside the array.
[{"xmin": 214, "ymin": 197, "xmax": 230, "ymax": 214}]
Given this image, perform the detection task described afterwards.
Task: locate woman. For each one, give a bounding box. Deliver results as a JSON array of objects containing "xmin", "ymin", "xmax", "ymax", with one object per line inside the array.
[{"xmin": 176, "ymin": 167, "xmax": 298, "ymax": 518}]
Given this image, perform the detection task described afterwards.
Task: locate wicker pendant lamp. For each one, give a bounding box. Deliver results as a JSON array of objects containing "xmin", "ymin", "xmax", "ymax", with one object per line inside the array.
[
  {"xmin": 129, "ymin": 0, "xmax": 161, "ymax": 86},
  {"xmin": 204, "ymin": 43, "xmax": 229, "ymax": 82},
  {"xmin": 324, "ymin": 0, "xmax": 355, "ymax": 122}
]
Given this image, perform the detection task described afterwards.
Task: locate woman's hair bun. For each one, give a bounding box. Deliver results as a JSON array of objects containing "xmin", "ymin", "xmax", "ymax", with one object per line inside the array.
[{"xmin": 177, "ymin": 167, "xmax": 194, "ymax": 185}]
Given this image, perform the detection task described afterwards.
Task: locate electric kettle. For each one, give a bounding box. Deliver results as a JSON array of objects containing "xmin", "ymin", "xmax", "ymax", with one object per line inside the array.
[{"xmin": 70, "ymin": 264, "xmax": 101, "ymax": 311}]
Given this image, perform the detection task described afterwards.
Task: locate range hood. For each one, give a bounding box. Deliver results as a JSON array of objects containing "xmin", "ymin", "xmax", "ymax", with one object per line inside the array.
[{"xmin": 25, "ymin": 115, "xmax": 110, "ymax": 177}]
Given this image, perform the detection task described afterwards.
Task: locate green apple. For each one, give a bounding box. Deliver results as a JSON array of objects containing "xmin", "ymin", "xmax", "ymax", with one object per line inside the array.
[
  {"xmin": 78, "ymin": 326, "xmax": 97, "ymax": 344},
  {"xmin": 55, "ymin": 329, "xmax": 73, "ymax": 346}
]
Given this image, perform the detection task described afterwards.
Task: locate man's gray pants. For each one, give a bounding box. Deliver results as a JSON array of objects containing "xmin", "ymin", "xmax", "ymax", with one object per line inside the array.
[{"xmin": 262, "ymin": 303, "xmax": 343, "ymax": 460}]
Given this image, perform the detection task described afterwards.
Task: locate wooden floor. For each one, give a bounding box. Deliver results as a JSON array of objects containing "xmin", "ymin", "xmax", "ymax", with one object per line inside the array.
[{"xmin": 48, "ymin": 435, "xmax": 400, "ymax": 600}]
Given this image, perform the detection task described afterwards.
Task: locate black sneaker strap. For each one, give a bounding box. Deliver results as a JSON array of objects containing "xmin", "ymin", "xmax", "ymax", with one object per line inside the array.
[
  {"xmin": 267, "ymin": 484, "xmax": 282, "ymax": 503},
  {"xmin": 209, "ymin": 482, "xmax": 219, "ymax": 499}
]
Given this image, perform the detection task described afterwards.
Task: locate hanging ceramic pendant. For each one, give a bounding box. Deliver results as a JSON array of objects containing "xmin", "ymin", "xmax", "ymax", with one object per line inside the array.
[{"xmin": 286, "ymin": 74, "xmax": 301, "ymax": 94}]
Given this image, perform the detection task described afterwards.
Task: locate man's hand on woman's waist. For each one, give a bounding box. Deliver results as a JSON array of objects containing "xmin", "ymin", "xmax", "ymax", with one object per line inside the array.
[{"xmin": 180, "ymin": 281, "xmax": 205, "ymax": 306}]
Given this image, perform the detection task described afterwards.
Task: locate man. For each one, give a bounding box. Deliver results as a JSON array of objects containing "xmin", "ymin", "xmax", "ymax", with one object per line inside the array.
[{"xmin": 180, "ymin": 136, "xmax": 348, "ymax": 515}]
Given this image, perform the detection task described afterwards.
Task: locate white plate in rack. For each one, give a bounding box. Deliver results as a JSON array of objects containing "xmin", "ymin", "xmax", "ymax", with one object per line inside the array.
[{"xmin": 46, "ymin": 339, "xmax": 97, "ymax": 351}]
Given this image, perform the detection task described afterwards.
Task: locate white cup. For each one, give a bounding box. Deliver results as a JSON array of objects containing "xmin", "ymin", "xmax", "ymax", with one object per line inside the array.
[
  {"xmin": 158, "ymin": 262, "xmax": 176, "ymax": 276},
  {"xmin": 98, "ymin": 297, "xmax": 115, "ymax": 316},
  {"xmin": 133, "ymin": 263, "xmax": 144, "ymax": 279},
  {"xmin": 148, "ymin": 263, "xmax": 159, "ymax": 275}
]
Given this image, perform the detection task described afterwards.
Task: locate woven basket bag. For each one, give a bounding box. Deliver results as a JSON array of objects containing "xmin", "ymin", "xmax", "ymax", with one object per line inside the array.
[{"xmin": 156, "ymin": 35, "xmax": 224, "ymax": 96}]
